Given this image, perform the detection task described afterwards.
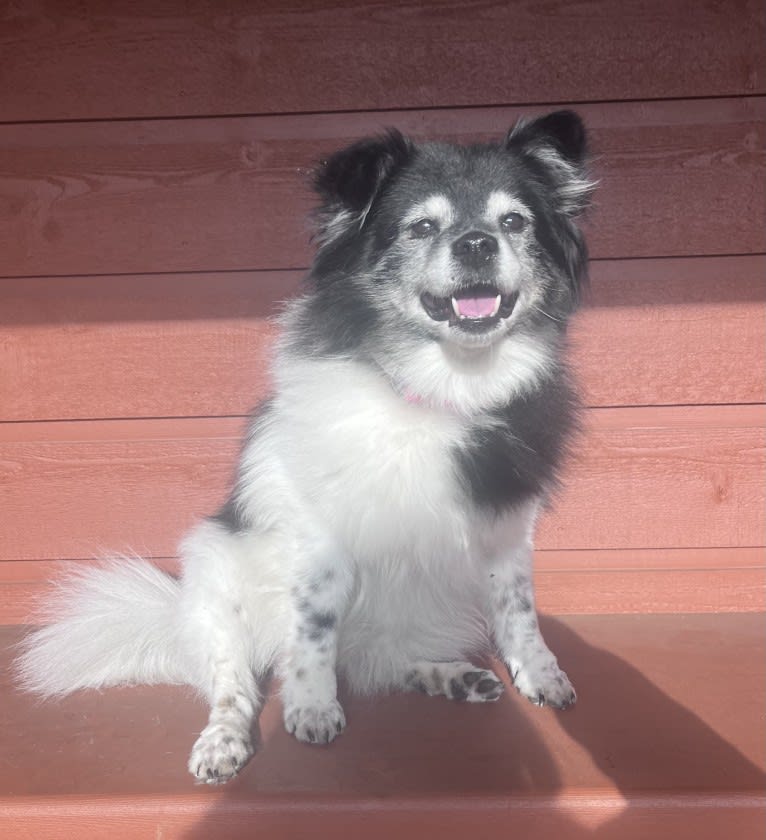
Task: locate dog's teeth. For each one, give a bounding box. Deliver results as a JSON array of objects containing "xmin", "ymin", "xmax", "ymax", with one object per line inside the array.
[
  {"xmin": 451, "ymin": 296, "xmax": 461, "ymax": 318},
  {"xmin": 491, "ymin": 294, "xmax": 501, "ymax": 317}
]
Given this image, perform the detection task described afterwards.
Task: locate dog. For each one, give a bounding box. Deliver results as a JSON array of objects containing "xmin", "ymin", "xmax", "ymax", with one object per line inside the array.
[{"xmin": 17, "ymin": 110, "xmax": 595, "ymax": 784}]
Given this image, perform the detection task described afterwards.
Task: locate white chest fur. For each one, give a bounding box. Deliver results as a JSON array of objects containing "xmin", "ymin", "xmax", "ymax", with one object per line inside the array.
[{"xmin": 273, "ymin": 358, "xmax": 475, "ymax": 563}]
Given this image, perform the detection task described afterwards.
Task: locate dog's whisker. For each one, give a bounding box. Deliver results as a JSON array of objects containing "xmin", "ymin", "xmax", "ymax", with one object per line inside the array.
[{"xmin": 532, "ymin": 305, "xmax": 564, "ymax": 323}]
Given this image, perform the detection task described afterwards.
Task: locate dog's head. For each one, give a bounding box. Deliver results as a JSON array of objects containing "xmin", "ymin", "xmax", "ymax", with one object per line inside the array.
[{"xmin": 308, "ymin": 111, "xmax": 594, "ymax": 359}]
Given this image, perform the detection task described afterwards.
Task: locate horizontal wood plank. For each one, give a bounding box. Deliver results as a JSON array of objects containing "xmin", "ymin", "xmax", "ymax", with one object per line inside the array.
[
  {"xmin": 1, "ymin": 256, "xmax": 763, "ymax": 422},
  {"xmin": 1, "ymin": 407, "xmax": 763, "ymax": 561},
  {"xmin": 0, "ymin": 271, "xmax": 287, "ymax": 422},
  {"xmin": 3, "ymin": 549, "xmax": 763, "ymax": 625},
  {"xmin": 1, "ymin": 98, "xmax": 763, "ymax": 277},
  {"xmin": 0, "ymin": 0, "xmax": 762, "ymax": 123},
  {"xmin": 0, "ymin": 615, "xmax": 764, "ymax": 839},
  {"xmin": 573, "ymin": 255, "xmax": 766, "ymax": 408}
]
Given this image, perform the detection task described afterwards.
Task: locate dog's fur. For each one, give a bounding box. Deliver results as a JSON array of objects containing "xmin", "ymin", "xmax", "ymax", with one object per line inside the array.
[{"xmin": 16, "ymin": 111, "xmax": 595, "ymax": 784}]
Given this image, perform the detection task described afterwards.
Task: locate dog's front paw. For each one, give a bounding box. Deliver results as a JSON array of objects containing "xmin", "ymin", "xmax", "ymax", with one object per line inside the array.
[
  {"xmin": 284, "ymin": 700, "xmax": 346, "ymax": 744},
  {"xmin": 188, "ymin": 723, "xmax": 254, "ymax": 784},
  {"xmin": 511, "ymin": 656, "xmax": 576, "ymax": 710}
]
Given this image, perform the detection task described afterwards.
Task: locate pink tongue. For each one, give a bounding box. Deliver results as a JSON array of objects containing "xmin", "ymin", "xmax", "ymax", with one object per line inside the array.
[{"xmin": 455, "ymin": 295, "xmax": 497, "ymax": 318}]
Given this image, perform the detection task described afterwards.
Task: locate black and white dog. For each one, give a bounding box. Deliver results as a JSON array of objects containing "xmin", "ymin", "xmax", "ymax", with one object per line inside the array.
[{"xmin": 17, "ymin": 110, "xmax": 595, "ymax": 784}]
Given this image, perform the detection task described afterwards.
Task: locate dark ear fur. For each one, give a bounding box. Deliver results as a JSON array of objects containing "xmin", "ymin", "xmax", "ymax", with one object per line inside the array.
[
  {"xmin": 506, "ymin": 111, "xmax": 594, "ymax": 301},
  {"xmin": 507, "ymin": 110, "xmax": 587, "ymax": 165},
  {"xmin": 314, "ymin": 129, "xmax": 414, "ymax": 213},
  {"xmin": 505, "ymin": 110, "xmax": 594, "ymax": 218}
]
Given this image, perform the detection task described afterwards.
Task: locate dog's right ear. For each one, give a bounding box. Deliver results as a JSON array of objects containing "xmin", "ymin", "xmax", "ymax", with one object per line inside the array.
[{"xmin": 314, "ymin": 130, "xmax": 414, "ymax": 215}]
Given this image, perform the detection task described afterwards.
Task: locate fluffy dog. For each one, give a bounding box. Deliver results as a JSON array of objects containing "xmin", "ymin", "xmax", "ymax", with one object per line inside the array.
[{"xmin": 17, "ymin": 110, "xmax": 595, "ymax": 784}]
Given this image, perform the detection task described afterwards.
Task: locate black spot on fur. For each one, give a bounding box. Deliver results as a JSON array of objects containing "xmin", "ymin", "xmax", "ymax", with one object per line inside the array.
[
  {"xmin": 477, "ymin": 678, "xmax": 500, "ymax": 694},
  {"xmin": 463, "ymin": 671, "xmax": 483, "ymax": 686},
  {"xmin": 310, "ymin": 611, "xmax": 336, "ymax": 630},
  {"xmin": 455, "ymin": 369, "xmax": 579, "ymax": 513},
  {"xmin": 515, "ymin": 595, "xmax": 533, "ymax": 612},
  {"xmin": 305, "ymin": 611, "xmax": 337, "ymax": 641},
  {"xmin": 450, "ymin": 678, "xmax": 469, "ymax": 702}
]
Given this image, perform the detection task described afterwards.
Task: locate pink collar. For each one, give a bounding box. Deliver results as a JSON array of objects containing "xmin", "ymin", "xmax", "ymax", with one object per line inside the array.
[{"xmin": 401, "ymin": 387, "xmax": 459, "ymax": 414}]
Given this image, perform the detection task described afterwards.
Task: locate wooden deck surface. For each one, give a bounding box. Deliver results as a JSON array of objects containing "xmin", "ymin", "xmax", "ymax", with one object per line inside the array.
[{"xmin": 2, "ymin": 614, "xmax": 764, "ymax": 838}]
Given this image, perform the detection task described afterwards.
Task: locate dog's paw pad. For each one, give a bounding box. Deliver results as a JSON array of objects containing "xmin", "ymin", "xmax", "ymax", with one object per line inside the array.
[
  {"xmin": 188, "ymin": 725, "xmax": 254, "ymax": 784},
  {"xmin": 406, "ymin": 662, "xmax": 504, "ymax": 702},
  {"xmin": 454, "ymin": 667, "xmax": 504, "ymax": 702},
  {"xmin": 284, "ymin": 700, "xmax": 346, "ymax": 744}
]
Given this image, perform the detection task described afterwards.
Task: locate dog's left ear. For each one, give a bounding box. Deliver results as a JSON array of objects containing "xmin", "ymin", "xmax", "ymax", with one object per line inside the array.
[
  {"xmin": 314, "ymin": 129, "xmax": 414, "ymax": 214},
  {"xmin": 507, "ymin": 110, "xmax": 587, "ymax": 164},
  {"xmin": 505, "ymin": 110, "xmax": 595, "ymax": 216}
]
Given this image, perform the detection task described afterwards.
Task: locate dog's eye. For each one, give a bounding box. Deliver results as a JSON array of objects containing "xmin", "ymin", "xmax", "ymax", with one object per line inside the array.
[
  {"xmin": 409, "ymin": 218, "xmax": 438, "ymax": 238},
  {"xmin": 500, "ymin": 212, "xmax": 526, "ymax": 233}
]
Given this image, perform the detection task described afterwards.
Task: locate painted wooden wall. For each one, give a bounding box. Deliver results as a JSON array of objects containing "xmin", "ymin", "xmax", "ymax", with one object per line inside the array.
[{"xmin": 1, "ymin": 0, "xmax": 764, "ymax": 619}]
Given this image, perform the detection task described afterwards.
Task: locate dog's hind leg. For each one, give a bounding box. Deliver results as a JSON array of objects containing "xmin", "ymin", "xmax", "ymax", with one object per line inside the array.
[{"xmin": 402, "ymin": 661, "xmax": 505, "ymax": 702}]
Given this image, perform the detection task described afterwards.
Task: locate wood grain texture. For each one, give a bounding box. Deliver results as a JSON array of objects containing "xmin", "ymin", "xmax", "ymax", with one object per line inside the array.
[
  {"xmin": 1, "ymin": 406, "xmax": 763, "ymax": 562},
  {"xmin": 1, "ymin": 256, "xmax": 763, "ymax": 422},
  {"xmin": 574, "ymin": 255, "xmax": 766, "ymax": 408},
  {"xmin": 0, "ymin": 0, "xmax": 762, "ymax": 122},
  {"xmin": 3, "ymin": 549, "xmax": 762, "ymax": 624},
  {"xmin": 1, "ymin": 98, "xmax": 763, "ymax": 278},
  {"xmin": 0, "ymin": 615, "xmax": 764, "ymax": 838},
  {"xmin": 2, "ymin": 797, "xmax": 761, "ymax": 840},
  {"xmin": 0, "ymin": 271, "xmax": 288, "ymax": 422}
]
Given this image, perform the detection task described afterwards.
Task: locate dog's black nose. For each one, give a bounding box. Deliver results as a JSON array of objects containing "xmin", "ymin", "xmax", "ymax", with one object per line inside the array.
[{"xmin": 451, "ymin": 231, "xmax": 498, "ymax": 267}]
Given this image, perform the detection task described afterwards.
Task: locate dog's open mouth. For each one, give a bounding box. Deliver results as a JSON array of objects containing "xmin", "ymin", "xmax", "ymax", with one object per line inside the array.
[{"xmin": 421, "ymin": 286, "xmax": 519, "ymax": 331}]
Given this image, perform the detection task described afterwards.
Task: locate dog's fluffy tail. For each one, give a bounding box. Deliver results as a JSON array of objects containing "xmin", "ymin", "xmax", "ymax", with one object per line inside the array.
[{"xmin": 15, "ymin": 557, "xmax": 187, "ymax": 697}]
